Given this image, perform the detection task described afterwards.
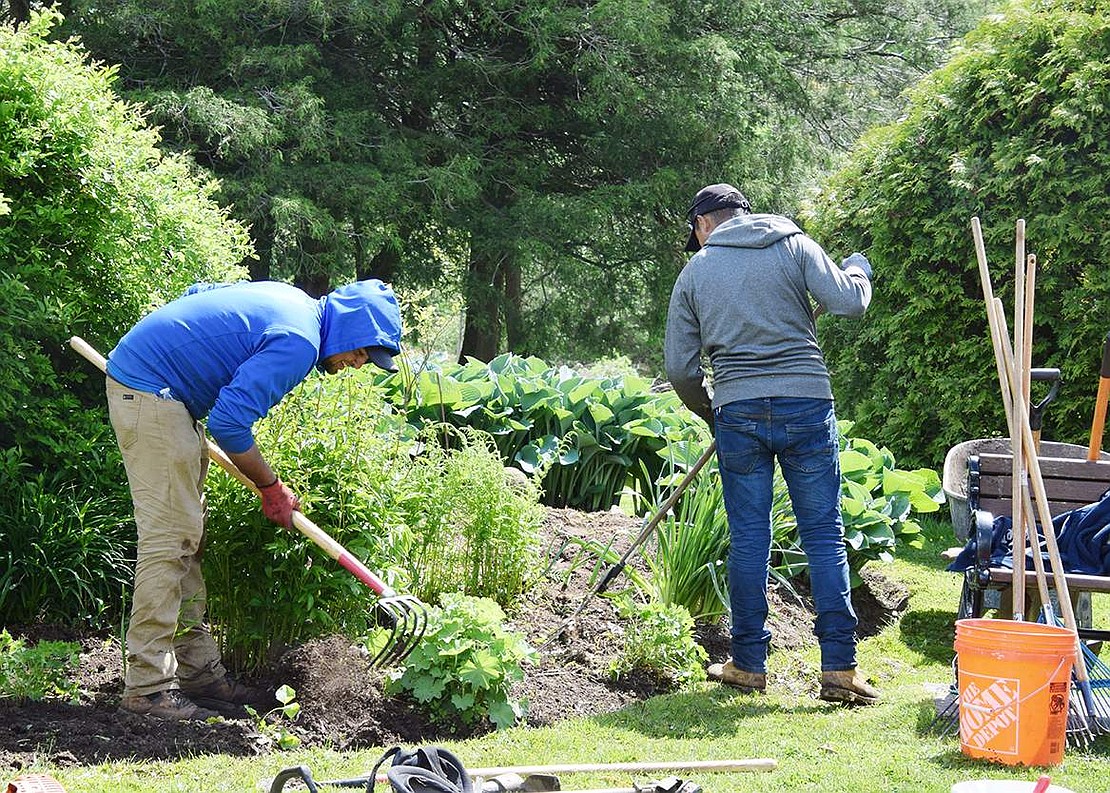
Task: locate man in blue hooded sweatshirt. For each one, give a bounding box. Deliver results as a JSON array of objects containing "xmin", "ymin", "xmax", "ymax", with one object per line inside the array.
[
  {"xmin": 105, "ymin": 279, "xmax": 402, "ymax": 721},
  {"xmin": 665, "ymin": 184, "xmax": 880, "ymax": 706}
]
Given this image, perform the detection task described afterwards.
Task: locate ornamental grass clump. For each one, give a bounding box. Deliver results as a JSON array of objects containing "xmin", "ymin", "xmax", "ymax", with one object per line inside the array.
[{"xmin": 404, "ymin": 428, "xmax": 545, "ymax": 607}]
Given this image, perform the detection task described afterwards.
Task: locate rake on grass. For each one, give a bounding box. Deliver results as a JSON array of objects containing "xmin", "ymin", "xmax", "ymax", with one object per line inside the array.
[{"xmin": 68, "ymin": 335, "xmax": 427, "ymax": 669}]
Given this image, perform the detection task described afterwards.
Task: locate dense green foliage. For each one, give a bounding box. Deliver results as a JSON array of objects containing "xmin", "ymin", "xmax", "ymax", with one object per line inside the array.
[
  {"xmin": 202, "ymin": 370, "xmax": 545, "ymax": 669},
  {"xmin": 0, "ymin": 11, "xmax": 250, "ymax": 459},
  {"xmin": 609, "ymin": 596, "xmax": 708, "ymax": 687},
  {"xmin": 58, "ymin": 0, "xmax": 985, "ymax": 366},
  {"xmin": 809, "ymin": 0, "xmax": 1110, "ymax": 468},
  {"xmin": 381, "ymin": 593, "xmax": 536, "ymax": 730},
  {"xmin": 377, "ymin": 353, "xmax": 706, "ymax": 511},
  {"xmin": 0, "ymin": 11, "xmax": 250, "ymax": 626}
]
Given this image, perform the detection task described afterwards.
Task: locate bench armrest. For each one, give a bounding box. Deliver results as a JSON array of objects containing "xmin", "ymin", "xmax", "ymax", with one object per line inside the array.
[{"xmin": 972, "ymin": 507, "xmax": 996, "ymax": 586}]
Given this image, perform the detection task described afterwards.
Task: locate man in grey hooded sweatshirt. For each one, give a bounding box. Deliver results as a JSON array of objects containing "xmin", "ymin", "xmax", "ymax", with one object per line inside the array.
[{"xmin": 664, "ymin": 183, "xmax": 879, "ymax": 705}]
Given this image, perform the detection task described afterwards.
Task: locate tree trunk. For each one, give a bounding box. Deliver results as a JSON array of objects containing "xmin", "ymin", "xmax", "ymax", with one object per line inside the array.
[
  {"xmin": 294, "ymin": 235, "xmax": 332, "ymax": 297},
  {"xmin": 248, "ymin": 212, "xmax": 274, "ymax": 282},
  {"xmin": 459, "ymin": 239, "xmax": 505, "ymax": 363},
  {"xmin": 365, "ymin": 240, "xmax": 400, "ymax": 283},
  {"xmin": 5, "ymin": 0, "xmax": 29, "ymax": 25},
  {"xmin": 504, "ymin": 258, "xmax": 524, "ymax": 353}
]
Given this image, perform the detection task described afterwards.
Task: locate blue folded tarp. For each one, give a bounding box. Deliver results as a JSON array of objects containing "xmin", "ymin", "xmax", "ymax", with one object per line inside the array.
[{"xmin": 947, "ymin": 487, "xmax": 1110, "ymax": 575}]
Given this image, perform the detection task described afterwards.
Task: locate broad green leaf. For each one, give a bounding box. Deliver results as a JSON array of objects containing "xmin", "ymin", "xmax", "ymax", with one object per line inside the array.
[{"xmin": 459, "ymin": 649, "xmax": 501, "ymax": 690}]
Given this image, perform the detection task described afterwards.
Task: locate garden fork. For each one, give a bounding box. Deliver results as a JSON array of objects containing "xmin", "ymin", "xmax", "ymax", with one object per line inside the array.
[
  {"xmin": 68, "ymin": 335, "xmax": 427, "ymax": 668},
  {"xmin": 537, "ymin": 441, "xmax": 717, "ymax": 650}
]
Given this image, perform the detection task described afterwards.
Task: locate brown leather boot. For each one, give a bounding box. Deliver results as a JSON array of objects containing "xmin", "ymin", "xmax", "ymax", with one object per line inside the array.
[
  {"xmin": 819, "ymin": 669, "xmax": 881, "ymax": 706},
  {"xmin": 119, "ymin": 689, "xmax": 218, "ymax": 721},
  {"xmin": 706, "ymin": 660, "xmax": 766, "ymax": 693}
]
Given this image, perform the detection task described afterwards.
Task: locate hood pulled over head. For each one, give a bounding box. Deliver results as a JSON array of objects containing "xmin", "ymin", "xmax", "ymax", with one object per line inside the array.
[
  {"xmin": 700, "ymin": 214, "xmax": 803, "ymax": 251},
  {"xmin": 318, "ymin": 280, "xmax": 402, "ymax": 365}
]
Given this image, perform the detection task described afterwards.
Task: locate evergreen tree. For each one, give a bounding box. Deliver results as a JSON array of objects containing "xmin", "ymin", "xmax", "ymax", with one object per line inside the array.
[
  {"xmin": 60, "ymin": 0, "xmax": 983, "ymax": 363},
  {"xmin": 810, "ymin": 0, "xmax": 1110, "ymax": 467}
]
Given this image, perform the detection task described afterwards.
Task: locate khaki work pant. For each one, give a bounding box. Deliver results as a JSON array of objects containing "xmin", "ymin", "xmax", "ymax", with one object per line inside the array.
[{"xmin": 106, "ymin": 377, "xmax": 227, "ymax": 697}]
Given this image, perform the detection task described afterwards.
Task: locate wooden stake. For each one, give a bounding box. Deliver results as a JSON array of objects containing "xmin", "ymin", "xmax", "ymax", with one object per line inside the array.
[{"xmin": 440, "ymin": 760, "xmax": 775, "ymax": 780}]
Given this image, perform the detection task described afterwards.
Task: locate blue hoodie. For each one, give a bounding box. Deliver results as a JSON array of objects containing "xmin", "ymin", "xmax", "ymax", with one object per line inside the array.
[{"xmin": 106, "ymin": 280, "xmax": 402, "ymax": 453}]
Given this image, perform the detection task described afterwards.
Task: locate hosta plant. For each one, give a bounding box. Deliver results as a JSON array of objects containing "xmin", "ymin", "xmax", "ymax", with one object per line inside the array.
[{"xmin": 374, "ymin": 353, "xmax": 704, "ymax": 511}]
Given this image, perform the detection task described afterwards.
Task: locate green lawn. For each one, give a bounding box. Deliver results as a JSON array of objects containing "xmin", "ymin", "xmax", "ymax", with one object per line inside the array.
[{"xmin": 21, "ymin": 519, "xmax": 1110, "ymax": 792}]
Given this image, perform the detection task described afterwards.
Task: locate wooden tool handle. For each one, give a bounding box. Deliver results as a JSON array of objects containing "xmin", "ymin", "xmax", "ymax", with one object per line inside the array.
[{"xmin": 1088, "ymin": 332, "xmax": 1110, "ymax": 461}]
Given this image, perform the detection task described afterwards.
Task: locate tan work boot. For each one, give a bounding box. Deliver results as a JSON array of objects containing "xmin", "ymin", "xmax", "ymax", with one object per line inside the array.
[
  {"xmin": 819, "ymin": 669, "xmax": 881, "ymax": 706},
  {"xmin": 119, "ymin": 689, "xmax": 218, "ymax": 721},
  {"xmin": 180, "ymin": 673, "xmax": 276, "ymax": 714},
  {"xmin": 706, "ymin": 660, "xmax": 766, "ymax": 693}
]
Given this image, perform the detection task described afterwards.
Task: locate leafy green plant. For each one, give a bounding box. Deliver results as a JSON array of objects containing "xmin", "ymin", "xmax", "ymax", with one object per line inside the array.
[
  {"xmin": 380, "ymin": 594, "xmax": 536, "ymax": 730},
  {"xmin": 374, "ymin": 353, "xmax": 706, "ymax": 512},
  {"xmin": 835, "ymin": 422, "xmax": 937, "ymax": 578},
  {"xmin": 243, "ymin": 684, "xmax": 301, "ymax": 750},
  {"xmin": 608, "ymin": 596, "xmax": 708, "ymax": 688},
  {"xmin": 404, "ymin": 427, "xmax": 545, "ymax": 606},
  {"xmin": 202, "ymin": 372, "xmax": 422, "ymax": 669},
  {"xmin": 202, "ymin": 368, "xmax": 546, "ymax": 670},
  {"xmin": 1, "ymin": 9, "xmax": 249, "ymax": 470},
  {"xmin": 572, "ymin": 420, "xmax": 939, "ymax": 629},
  {"xmin": 0, "ymin": 629, "xmax": 81, "ymax": 703},
  {"xmin": 0, "ymin": 447, "xmax": 134, "ymax": 626}
]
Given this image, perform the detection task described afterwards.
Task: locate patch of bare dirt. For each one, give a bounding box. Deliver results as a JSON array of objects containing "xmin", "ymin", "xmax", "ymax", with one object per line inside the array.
[{"xmin": 0, "ymin": 507, "xmax": 907, "ymax": 774}]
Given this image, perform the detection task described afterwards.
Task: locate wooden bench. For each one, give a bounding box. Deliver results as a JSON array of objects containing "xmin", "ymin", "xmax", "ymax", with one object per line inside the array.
[{"xmin": 957, "ymin": 451, "xmax": 1110, "ymax": 642}]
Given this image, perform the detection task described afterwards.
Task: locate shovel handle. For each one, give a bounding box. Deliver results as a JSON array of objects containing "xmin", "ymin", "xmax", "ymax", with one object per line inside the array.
[
  {"xmin": 1087, "ymin": 332, "xmax": 1110, "ymax": 461},
  {"xmin": 68, "ymin": 336, "xmax": 394, "ymax": 597}
]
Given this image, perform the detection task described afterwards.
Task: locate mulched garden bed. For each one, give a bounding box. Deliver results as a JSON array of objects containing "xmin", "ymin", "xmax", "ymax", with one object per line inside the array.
[{"xmin": 0, "ymin": 506, "xmax": 909, "ymax": 772}]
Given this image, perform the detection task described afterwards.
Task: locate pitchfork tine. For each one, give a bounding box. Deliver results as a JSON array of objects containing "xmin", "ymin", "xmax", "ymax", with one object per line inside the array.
[{"xmin": 370, "ymin": 594, "xmax": 428, "ymax": 668}]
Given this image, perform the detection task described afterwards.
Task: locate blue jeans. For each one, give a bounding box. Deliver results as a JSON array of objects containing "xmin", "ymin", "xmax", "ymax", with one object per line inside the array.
[{"xmin": 714, "ymin": 397, "xmax": 858, "ymax": 673}]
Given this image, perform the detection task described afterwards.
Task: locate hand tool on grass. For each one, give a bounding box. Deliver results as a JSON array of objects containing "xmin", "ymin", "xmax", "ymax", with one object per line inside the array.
[
  {"xmin": 266, "ymin": 758, "xmax": 776, "ymax": 793},
  {"xmin": 68, "ymin": 335, "xmax": 426, "ymax": 668},
  {"xmin": 1087, "ymin": 331, "xmax": 1110, "ymax": 461},
  {"xmin": 536, "ymin": 441, "xmax": 717, "ymax": 650}
]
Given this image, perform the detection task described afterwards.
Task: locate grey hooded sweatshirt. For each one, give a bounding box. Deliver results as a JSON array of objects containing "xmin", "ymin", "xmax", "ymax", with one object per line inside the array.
[{"xmin": 664, "ymin": 213, "xmax": 871, "ymax": 424}]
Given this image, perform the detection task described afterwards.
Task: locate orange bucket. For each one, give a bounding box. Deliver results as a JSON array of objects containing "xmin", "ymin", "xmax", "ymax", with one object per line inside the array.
[{"xmin": 954, "ymin": 618, "xmax": 1076, "ymax": 766}]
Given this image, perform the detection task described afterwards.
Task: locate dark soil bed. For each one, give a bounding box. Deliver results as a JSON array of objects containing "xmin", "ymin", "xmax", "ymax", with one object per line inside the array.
[{"xmin": 0, "ymin": 507, "xmax": 909, "ymax": 773}]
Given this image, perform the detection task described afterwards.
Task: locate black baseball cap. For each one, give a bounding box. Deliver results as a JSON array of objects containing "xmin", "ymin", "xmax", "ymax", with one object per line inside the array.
[
  {"xmin": 684, "ymin": 183, "xmax": 752, "ymax": 252},
  {"xmin": 365, "ymin": 345, "xmax": 399, "ymax": 373}
]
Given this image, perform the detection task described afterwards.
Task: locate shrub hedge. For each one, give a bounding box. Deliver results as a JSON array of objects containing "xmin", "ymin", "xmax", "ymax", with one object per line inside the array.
[{"xmin": 807, "ymin": 0, "xmax": 1110, "ymax": 468}]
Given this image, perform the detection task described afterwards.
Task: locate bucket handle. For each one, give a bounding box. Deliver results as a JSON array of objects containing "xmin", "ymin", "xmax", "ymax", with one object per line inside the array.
[{"xmin": 956, "ymin": 654, "xmax": 1072, "ymax": 719}]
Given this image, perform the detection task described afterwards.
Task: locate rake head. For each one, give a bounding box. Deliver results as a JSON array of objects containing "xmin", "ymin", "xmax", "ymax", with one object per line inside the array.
[{"xmin": 369, "ymin": 593, "xmax": 428, "ymax": 668}]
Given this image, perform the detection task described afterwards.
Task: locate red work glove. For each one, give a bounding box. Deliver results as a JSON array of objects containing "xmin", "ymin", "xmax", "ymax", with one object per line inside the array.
[{"xmin": 258, "ymin": 478, "xmax": 299, "ymax": 528}]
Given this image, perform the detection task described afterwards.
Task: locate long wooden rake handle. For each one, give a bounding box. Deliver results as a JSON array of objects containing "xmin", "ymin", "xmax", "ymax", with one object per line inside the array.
[
  {"xmin": 970, "ymin": 222, "xmax": 1096, "ymax": 718},
  {"xmin": 1087, "ymin": 332, "xmax": 1110, "ymax": 461},
  {"xmin": 68, "ymin": 335, "xmax": 397, "ymax": 597}
]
